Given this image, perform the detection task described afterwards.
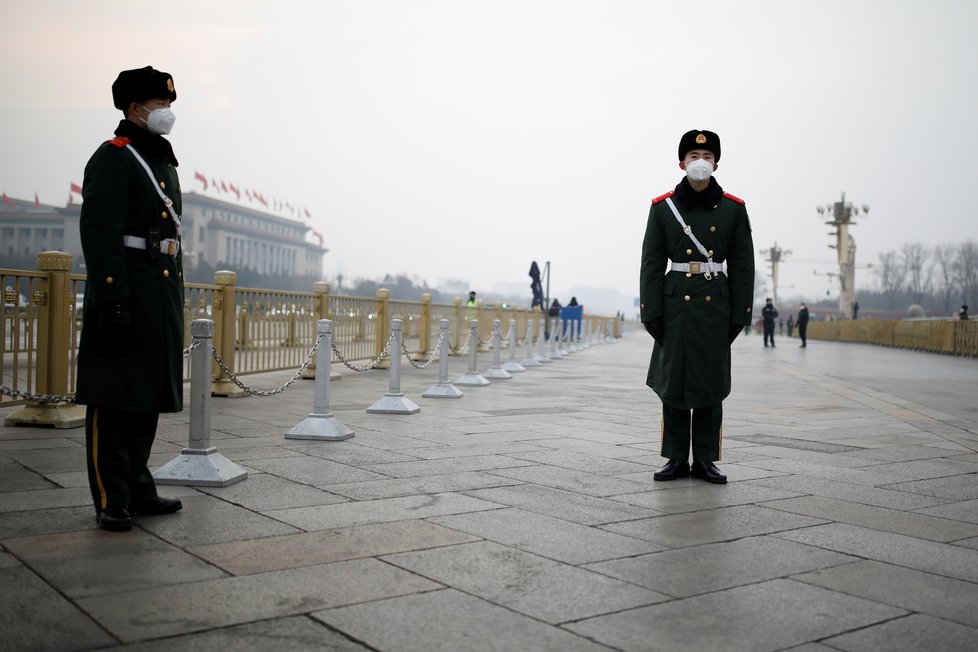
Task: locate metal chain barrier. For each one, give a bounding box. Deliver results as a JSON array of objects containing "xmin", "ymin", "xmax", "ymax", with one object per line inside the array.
[
  {"xmin": 332, "ymin": 330, "xmax": 396, "ymax": 372},
  {"xmin": 183, "ymin": 339, "xmax": 203, "ymax": 358},
  {"xmin": 448, "ymin": 328, "xmax": 473, "ymax": 354},
  {"xmin": 402, "ymin": 329, "xmax": 446, "ymax": 369},
  {"xmin": 211, "ymin": 333, "xmax": 324, "ymax": 397},
  {"xmin": 0, "ymin": 386, "xmax": 76, "ymax": 404}
]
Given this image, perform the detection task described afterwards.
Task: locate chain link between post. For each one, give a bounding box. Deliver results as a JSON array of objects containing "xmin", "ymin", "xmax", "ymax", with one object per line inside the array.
[
  {"xmin": 402, "ymin": 329, "xmax": 446, "ymax": 369},
  {"xmin": 331, "ymin": 330, "xmax": 396, "ymax": 372},
  {"xmin": 210, "ymin": 333, "xmax": 324, "ymax": 397}
]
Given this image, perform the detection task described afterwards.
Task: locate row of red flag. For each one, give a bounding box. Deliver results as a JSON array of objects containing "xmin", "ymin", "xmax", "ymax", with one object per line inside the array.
[{"xmin": 4, "ymin": 183, "xmax": 324, "ymax": 248}]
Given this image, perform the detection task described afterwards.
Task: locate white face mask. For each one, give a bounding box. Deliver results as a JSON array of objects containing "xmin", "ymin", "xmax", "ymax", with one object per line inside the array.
[
  {"xmin": 685, "ymin": 158, "xmax": 714, "ymax": 182},
  {"xmin": 141, "ymin": 105, "xmax": 176, "ymax": 135}
]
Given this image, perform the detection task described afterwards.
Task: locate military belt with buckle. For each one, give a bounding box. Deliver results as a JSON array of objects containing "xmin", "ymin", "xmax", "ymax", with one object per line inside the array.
[
  {"xmin": 671, "ymin": 261, "xmax": 724, "ymax": 275},
  {"xmin": 123, "ymin": 235, "xmax": 180, "ymax": 256}
]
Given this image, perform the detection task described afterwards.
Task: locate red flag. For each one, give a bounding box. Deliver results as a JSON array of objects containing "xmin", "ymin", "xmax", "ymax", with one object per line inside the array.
[
  {"xmin": 68, "ymin": 193, "xmax": 74, "ymax": 205},
  {"xmin": 220, "ymin": 180, "xmax": 228, "ymax": 193},
  {"xmin": 70, "ymin": 182, "xmax": 83, "ymax": 194},
  {"xmin": 312, "ymin": 229, "xmax": 324, "ymax": 246},
  {"xmin": 229, "ymin": 183, "xmax": 240, "ymax": 199},
  {"xmin": 34, "ymin": 193, "xmax": 40, "ymax": 208},
  {"xmin": 304, "ymin": 207, "xmax": 311, "ymax": 219},
  {"xmin": 1, "ymin": 193, "xmax": 13, "ymax": 205},
  {"xmin": 212, "ymin": 178, "xmax": 220, "ymax": 191},
  {"xmin": 245, "ymin": 189, "xmax": 252, "ymax": 201},
  {"xmin": 194, "ymin": 171, "xmax": 208, "ymax": 191}
]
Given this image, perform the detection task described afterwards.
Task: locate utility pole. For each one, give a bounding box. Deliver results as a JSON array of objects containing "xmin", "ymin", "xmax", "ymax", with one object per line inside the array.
[
  {"xmin": 759, "ymin": 242, "xmax": 791, "ymax": 306},
  {"xmin": 817, "ymin": 192, "xmax": 869, "ymax": 318}
]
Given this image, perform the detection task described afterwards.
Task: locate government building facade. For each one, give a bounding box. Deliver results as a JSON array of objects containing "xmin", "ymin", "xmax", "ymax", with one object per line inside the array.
[{"xmin": 0, "ymin": 192, "xmax": 327, "ymax": 280}]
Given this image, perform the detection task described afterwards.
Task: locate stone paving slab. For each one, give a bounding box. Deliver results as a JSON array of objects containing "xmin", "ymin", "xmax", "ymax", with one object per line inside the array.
[
  {"xmin": 565, "ymin": 578, "xmax": 906, "ymax": 652},
  {"xmin": 2, "ymin": 332, "xmax": 978, "ymax": 650},
  {"xmin": 78, "ymin": 558, "xmax": 441, "ymax": 643},
  {"xmin": 822, "ymin": 613, "xmax": 978, "ymax": 652},
  {"xmin": 316, "ymin": 589, "xmax": 614, "ymax": 652},
  {"xmin": 583, "ymin": 535, "xmax": 857, "ymax": 598},
  {"xmin": 794, "ymin": 559, "xmax": 978, "ymax": 628},
  {"xmin": 381, "ymin": 540, "xmax": 669, "ymax": 623}
]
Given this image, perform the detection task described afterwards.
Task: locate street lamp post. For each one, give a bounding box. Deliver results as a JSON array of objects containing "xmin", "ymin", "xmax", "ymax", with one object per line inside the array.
[
  {"xmin": 759, "ymin": 242, "xmax": 791, "ymax": 307},
  {"xmin": 816, "ymin": 192, "xmax": 869, "ymax": 318}
]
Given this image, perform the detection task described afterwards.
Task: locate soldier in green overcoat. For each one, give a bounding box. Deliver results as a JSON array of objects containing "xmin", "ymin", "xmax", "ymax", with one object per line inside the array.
[
  {"xmin": 76, "ymin": 66, "xmax": 185, "ymax": 531},
  {"xmin": 639, "ymin": 130, "xmax": 754, "ymax": 484}
]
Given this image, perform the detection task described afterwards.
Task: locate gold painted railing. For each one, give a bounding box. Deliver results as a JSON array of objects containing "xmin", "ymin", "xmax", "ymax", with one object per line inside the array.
[
  {"xmin": 1, "ymin": 252, "xmax": 621, "ymax": 410},
  {"xmin": 807, "ymin": 318, "xmax": 978, "ymax": 357}
]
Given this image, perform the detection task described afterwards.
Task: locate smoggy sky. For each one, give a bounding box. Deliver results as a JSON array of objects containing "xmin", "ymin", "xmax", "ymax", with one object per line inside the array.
[{"xmin": 2, "ymin": 0, "xmax": 976, "ymax": 314}]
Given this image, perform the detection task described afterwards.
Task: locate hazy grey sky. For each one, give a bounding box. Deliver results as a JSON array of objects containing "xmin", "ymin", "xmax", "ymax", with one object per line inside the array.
[{"xmin": 2, "ymin": 0, "xmax": 976, "ymax": 314}]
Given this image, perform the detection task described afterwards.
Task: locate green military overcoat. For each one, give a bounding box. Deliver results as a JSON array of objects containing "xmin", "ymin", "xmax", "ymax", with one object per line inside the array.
[
  {"xmin": 75, "ymin": 121, "xmax": 184, "ymax": 413},
  {"xmin": 640, "ymin": 183, "xmax": 754, "ymax": 409}
]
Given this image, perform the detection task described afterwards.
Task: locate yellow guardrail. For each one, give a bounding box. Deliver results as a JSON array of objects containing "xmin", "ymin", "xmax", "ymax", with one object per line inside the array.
[
  {"xmin": 807, "ymin": 317, "xmax": 977, "ymax": 357},
  {"xmin": 2, "ymin": 251, "xmax": 619, "ymax": 417}
]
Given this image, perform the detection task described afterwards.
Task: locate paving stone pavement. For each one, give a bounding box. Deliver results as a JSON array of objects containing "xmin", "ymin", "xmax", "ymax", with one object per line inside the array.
[{"xmin": 2, "ymin": 329, "xmax": 978, "ymax": 651}]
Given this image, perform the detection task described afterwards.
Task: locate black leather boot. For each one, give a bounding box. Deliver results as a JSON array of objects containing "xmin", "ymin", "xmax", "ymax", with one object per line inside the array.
[
  {"xmin": 653, "ymin": 459, "xmax": 691, "ymax": 481},
  {"xmin": 691, "ymin": 461, "xmax": 727, "ymax": 484}
]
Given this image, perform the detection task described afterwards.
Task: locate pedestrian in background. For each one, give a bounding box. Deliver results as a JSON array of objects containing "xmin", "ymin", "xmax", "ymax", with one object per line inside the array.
[
  {"xmin": 787, "ymin": 314, "xmax": 794, "ymax": 337},
  {"xmin": 762, "ymin": 298, "xmax": 778, "ymax": 347},
  {"xmin": 640, "ymin": 129, "xmax": 754, "ymax": 485},
  {"xmin": 960, "ymin": 305, "xmax": 969, "ymax": 320},
  {"xmin": 76, "ymin": 66, "xmax": 185, "ymax": 532},
  {"xmin": 797, "ymin": 302, "xmax": 810, "ymax": 347}
]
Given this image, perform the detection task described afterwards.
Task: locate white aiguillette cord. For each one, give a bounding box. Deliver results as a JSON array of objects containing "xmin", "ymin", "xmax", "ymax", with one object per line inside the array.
[
  {"xmin": 124, "ymin": 144, "xmax": 182, "ymax": 237},
  {"xmin": 665, "ymin": 197, "xmax": 714, "ymax": 279}
]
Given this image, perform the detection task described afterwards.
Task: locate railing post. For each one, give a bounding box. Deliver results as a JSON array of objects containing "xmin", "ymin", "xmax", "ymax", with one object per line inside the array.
[
  {"xmin": 210, "ymin": 270, "xmax": 245, "ymax": 397},
  {"xmin": 155, "ymin": 319, "xmax": 248, "ymax": 486},
  {"xmin": 535, "ymin": 319, "xmax": 551, "ymax": 363},
  {"xmin": 477, "ymin": 300, "xmax": 491, "ymax": 351},
  {"xmin": 286, "ymin": 319, "xmax": 354, "ymax": 439},
  {"xmin": 367, "ymin": 319, "xmax": 420, "ymax": 414},
  {"xmin": 5, "ymin": 251, "xmax": 85, "ymax": 428},
  {"xmin": 303, "ymin": 282, "xmax": 331, "ymax": 379},
  {"xmin": 423, "ymin": 319, "xmax": 464, "ymax": 398},
  {"xmin": 413, "ymin": 292, "xmax": 432, "ymax": 361},
  {"xmin": 374, "ymin": 288, "xmax": 391, "ymax": 369}
]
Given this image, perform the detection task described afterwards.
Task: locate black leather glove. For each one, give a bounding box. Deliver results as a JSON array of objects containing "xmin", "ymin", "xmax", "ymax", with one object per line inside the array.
[
  {"xmin": 728, "ymin": 323, "xmax": 742, "ymax": 345},
  {"xmin": 644, "ymin": 318, "xmax": 663, "ymax": 344},
  {"xmin": 97, "ymin": 303, "xmax": 132, "ymax": 358}
]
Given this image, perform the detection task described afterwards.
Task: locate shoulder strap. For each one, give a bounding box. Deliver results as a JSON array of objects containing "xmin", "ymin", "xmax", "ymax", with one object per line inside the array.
[
  {"xmin": 664, "ymin": 197, "xmax": 713, "ymax": 270},
  {"xmin": 722, "ymin": 191, "xmax": 745, "ymax": 205},
  {"xmin": 107, "ymin": 136, "xmax": 131, "ymax": 148},
  {"xmin": 652, "ymin": 191, "xmax": 675, "ymax": 205},
  {"xmin": 122, "ymin": 144, "xmax": 181, "ymax": 237}
]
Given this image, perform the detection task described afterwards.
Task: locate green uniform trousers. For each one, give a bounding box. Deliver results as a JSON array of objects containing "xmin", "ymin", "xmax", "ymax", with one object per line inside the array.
[
  {"xmin": 661, "ymin": 403, "xmax": 723, "ymax": 462},
  {"xmin": 85, "ymin": 406, "xmax": 160, "ymax": 513}
]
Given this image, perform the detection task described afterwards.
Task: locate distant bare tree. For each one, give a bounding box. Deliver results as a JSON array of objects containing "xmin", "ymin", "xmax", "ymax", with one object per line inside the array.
[
  {"xmin": 901, "ymin": 242, "xmax": 931, "ymax": 305},
  {"xmin": 954, "ymin": 240, "xmax": 978, "ymax": 310},
  {"xmin": 932, "ymin": 244, "xmax": 957, "ymax": 314},
  {"xmin": 875, "ymin": 250, "xmax": 904, "ymax": 309}
]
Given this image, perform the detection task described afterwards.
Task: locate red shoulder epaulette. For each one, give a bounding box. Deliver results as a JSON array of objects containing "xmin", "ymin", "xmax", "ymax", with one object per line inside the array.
[
  {"xmin": 107, "ymin": 136, "xmax": 131, "ymax": 148},
  {"xmin": 651, "ymin": 191, "xmax": 675, "ymax": 205},
  {"xmin": 722, "ymin": 191, "xmax": 745, "ymax": 205}
]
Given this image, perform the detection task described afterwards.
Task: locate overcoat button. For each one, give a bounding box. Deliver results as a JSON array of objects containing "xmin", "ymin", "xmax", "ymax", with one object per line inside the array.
[
  {"xmin": 163, "ymin": 269, "xmax": 170, "ymax": 278},
  {"xmin": 160, "ymin": 181, "xmax": 166, "ymax": 189},
  {"xmin": 684, "ymin": 295, "xmax": 691, "ymax": 301},
  {"xmin": 105, "ymin": 276, "xmax": 113, "ymax": 284},
  {"xmin": 708, "ymin": 250, "xmax": 714, "ymax": 256},
  {"xmin": 686, "ymin": 249, "xmax": 692, "ymax": 255},
  {"xmin": 705, "ymin": 296, "xmax": 712, "ymax": 302},
  {"xmin": 162, "ymin": 211, "xmax": 168, "ymax": 219},
  {"xmin": 710, "ymin": 226, "xmax": 716, "ymax": 232},
  {"xmin": 686, "ymin": 272, "xmax": 692, "ymax": 278}
]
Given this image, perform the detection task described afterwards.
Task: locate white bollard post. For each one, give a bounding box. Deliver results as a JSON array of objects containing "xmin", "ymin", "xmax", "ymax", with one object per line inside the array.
[
  {"xmin": 503, "ymin": 318, "xmax": 527, "ymax": 372},
  {"xmin": 521, "ymin": 318, "xmax": 542, "ymax": 367},
  {"xmin": 423, "ymin": 319, "xmax": 464, "ymax": 398},
  {"xmin": 455, "ymin": 319, "xmax": 490, "ymax": 386},
  {"xmin": 484, "ymin": 319, "xmax": 512, "ymax": 379},
  {"xmin": 559, "ymin": 319, "xmax": 571, "ymax": 356},
  {"xmin": 535, "ymin": 318, "xmax": 551, "ymax": 363},
  {"xmin": 367, "ymin": 319, "xmax": 421, "ymax": 414},
  {"xmin": 286, "ymin": 320, "xmax": 355, "ymax": 440},
  {"xmin": 154, "ymin": 319, "xmax": 248, "ymax": 486},
  {"xmin": 548, "ymin": 318, "xmax": 561, "ymax": 359}
]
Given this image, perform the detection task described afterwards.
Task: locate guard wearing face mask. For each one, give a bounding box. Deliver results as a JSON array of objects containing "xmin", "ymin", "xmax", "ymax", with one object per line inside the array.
[
  {"xmin": 76, "ymin": 66, "xmax": 184, "ymax": 531},
  {"xmin": 640, "ymin": 130, "xmax": 755, "ymax": 484}
]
